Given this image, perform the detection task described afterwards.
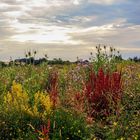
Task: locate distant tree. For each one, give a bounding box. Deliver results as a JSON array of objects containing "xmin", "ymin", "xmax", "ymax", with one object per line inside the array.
[
  {"xmin": 133, "ymin": 56, "xmax": 139, "ymax": 62},
  {"xmin": 0, "ymin": 61, "xmax": 6, "ymax": 68},
  {"xmin": 128, "ymin": 56, "xmax": 140, "ymax": 62}
]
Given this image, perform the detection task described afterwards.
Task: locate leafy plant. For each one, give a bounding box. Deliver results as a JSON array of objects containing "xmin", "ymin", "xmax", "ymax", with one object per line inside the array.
[
  {"xmin": 85, "ymin": 67, "xmax": 122, "ymax": 118},
  {"xmin": 49, "ymin": 109, "xmax": 93, "ymax": 140},
  {"xmin": 90, "ymin": 45, "xmax": 122, "ymax": 73}
]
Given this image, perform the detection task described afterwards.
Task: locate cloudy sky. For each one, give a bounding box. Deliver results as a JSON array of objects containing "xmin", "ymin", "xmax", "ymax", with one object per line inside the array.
[{"xmin": 0, "ymin": 0, "xmax": 140, "ymax": 61}]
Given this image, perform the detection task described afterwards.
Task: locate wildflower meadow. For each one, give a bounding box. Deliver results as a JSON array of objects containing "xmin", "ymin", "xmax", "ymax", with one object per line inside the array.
[{"xmin": 0, "ymin": 46, "xmax": 140, "ymax": 140}]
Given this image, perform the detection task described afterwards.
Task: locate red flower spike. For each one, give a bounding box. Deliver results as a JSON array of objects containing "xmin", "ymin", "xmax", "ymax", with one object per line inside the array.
[
  {"xmin": 85, "ymin": 67, "xmax": 122, "ymax": 118},
  {"xmin": 47, "ymin": 71, "xmax": 58, "ymax": 108}
]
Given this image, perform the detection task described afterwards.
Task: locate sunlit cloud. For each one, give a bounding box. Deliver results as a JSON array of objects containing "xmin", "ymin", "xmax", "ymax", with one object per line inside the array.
[
  {"xmin": 0, "ymin": 0, "xmax": 140, "ymax": 61},
  {"xmin": 88, "ymin": 0, "xmax": 126, "ymax": 5}
]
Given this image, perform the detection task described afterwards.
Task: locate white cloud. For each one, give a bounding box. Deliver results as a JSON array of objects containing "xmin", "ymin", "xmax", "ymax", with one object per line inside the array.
[
  {"xmin": 9, "ymin": 21, "xmax": 83, "ymax": 45},
  {"xmin": 88, "ymin": 0, "xmax": 125, "ymax": 5},
  {"xmin": 72, "ymin": 0, "xmax": 80, "ymax": 5},
  {"xmin": 0, "ymin": 0, "xmax": 140, "ymax": 61}
]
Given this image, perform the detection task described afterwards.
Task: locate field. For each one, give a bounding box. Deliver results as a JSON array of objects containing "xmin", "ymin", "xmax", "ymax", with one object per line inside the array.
[{"xmin": 0, "ymin": 47, "xmax": 140, "ymax": 140}]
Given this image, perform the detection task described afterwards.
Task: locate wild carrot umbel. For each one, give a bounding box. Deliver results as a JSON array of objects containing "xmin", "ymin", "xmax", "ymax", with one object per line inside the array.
[{"xmin": 85, "ymin": 67, "xmax": 122, "ymax": 118}]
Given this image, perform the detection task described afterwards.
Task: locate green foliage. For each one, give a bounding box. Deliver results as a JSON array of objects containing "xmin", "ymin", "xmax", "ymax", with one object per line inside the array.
[
  {"xmin": 0, "ymin": 110, "xmax": 40, "ymax": 140},
  {"xmin": 90, "ymin": 45, "xmax": 122, "ymax": 73},
  {"xmin": 49, "ymin": 109, "xmax": 92, "ymax": 140}
]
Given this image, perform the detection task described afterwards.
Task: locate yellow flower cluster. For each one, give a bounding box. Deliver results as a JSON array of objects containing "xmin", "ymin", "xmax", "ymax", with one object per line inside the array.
[
  {"xmin": 31, "ymin": 91, "xmax": 53, "ymax": 118},
  {"xmin": 4, "ymin": 81, "xmax": 29, "ymax": 112},
  {"xmin": 138, "ymin": 74, "xmax": 140, "ymax": 79},
  {"xmin": 4, "ymin": 81, "xmax": 52, "ymax": 119}
]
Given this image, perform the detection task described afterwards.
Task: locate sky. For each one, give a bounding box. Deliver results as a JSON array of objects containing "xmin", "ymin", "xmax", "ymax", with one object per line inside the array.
[{"xmin": 0, "ymin": 0, "xmax": 140, "ymax": 61}]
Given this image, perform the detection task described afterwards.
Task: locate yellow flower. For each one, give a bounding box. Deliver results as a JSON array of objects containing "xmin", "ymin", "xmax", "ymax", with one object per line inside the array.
[
  {"xmin": 135, "ymin": 135, "xmax": 138, "ymax": 140},
  {"xmin": 11, "ymin": 81, "xmax": 23, "ymax": 93},
  {"xmin": 138, "ymin": 74, "xmax": 140, "ymax": 79},
  {"xmin": 4, "ymin": 81, "xmax": 30, "ymax": 112},
  {"xmin": 4, "ymin": 81, "xmax": 53, "ymax": 119},
  {"xmin": 78, "ymin": 130, "xmax": 81, "ymax": 133},
  {"xmin": 113, "ymin": 122, "xmax": 117, "ymax": 126},
  {"xmin": 32, "ymin": 91, "xmax": 53, "ymax": 118}
]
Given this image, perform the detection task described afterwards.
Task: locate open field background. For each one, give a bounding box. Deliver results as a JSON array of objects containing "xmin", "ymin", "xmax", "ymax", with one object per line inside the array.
[{"xmin": 0, "ymin": 47, "xmax": 140, "ymax": 140}]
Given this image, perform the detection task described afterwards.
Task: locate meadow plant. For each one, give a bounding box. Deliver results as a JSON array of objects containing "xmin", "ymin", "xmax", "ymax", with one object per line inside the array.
[
  {"xmin": 49, "ymin": 109, "xmax": 92, "ymax": 140},
  {"xmin": 31, "ymin": 91, "xmax": 53, "ymax": 119},
  {"xmin": 4, "ymin": 81, "xmax": 30, "ymax": 113},
  {"xmin": 4, "ymin": 81, "xmax": 53, "ymax": 118},
  {"xmin": 90, "ymin": 45, "xmax": 122, "ymax": 73},
  {"xmin": 1, "ymin": 81, "xmax": 53, "ymax": 139},
  {"xmin": 85, "ymin": 67, "xmax": 122, "ymax": 118},
  {"xmin": 46, "ymin": 70, "xmax": 59, "ymax": 108},
  {"xmin": 30, "ymin": 119, "xmax": 50, "ymax": 140}
]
